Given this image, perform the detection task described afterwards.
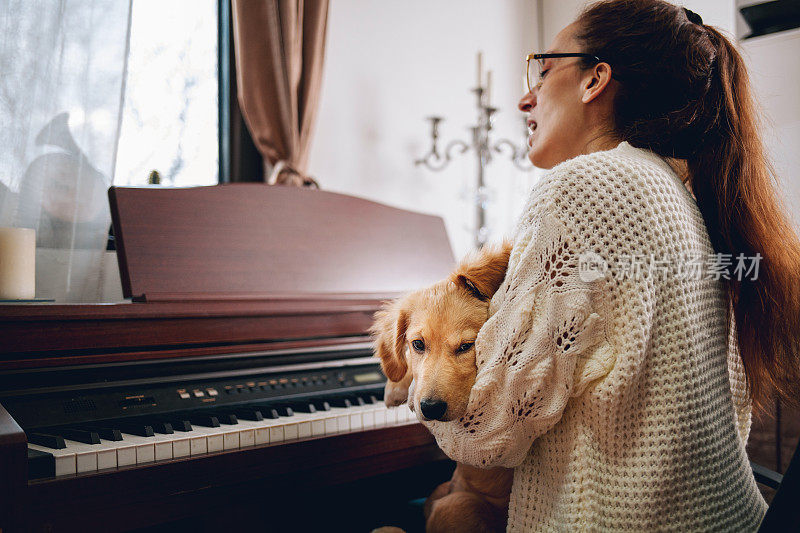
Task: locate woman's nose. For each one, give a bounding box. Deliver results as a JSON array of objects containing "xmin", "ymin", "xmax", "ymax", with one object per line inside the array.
[{"xmin": 518, "ymin": 88, "xmax": 537, "ymax": 112}]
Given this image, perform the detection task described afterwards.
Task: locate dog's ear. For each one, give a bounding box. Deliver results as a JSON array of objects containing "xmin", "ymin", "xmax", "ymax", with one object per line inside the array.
[
  {"xmin": 369, "ymin": 299, "xmax": 411, "ymax": 382},
  {"xmin": 450, "ymin": 240, "xmax": 513, "ymax": 301}
]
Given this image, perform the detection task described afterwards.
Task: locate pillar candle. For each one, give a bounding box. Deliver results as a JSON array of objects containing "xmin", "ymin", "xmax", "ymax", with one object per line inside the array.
[
  {"xmin": 477, "ymin": 51, "xmax": 483, "ymax": 87},
  {"xmin": 0, "ymin": 227, "xmax": 35, "ymax": 300}
]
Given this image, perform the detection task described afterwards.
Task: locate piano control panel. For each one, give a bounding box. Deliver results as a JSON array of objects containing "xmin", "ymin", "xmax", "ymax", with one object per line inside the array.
[{"xmin": 5, "ymin": 362, "xmax": 387, "ymax": 431}]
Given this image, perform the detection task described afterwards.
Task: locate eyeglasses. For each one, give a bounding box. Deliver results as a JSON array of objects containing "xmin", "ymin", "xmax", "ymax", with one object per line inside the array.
[{"xmin": 525, "ymin": 52, "xmax": 604, "ymax": 93}]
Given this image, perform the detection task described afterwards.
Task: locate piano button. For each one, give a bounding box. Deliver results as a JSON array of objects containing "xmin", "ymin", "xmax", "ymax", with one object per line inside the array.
[
  {"xmin": 188, "ymin": 426, "xmax": 224, "ymax": 452},
  {"xmin": 28, "ymin": 432, "xmax": 67, "ymax": 449},
  {"xmin": 28, "ymin": 447, "xmax": 55, "ymax": 479},
  {"xmin": 28, "ymin": 443, "xmax": 76, "ymax": 476},
  {"xmin": 58, "ymin": 428, "xmax": 101, "ymax": 445},
  {"xmin": 234, "ymin": 408, "xmax": 263, "ymax": 421},
  {"xmin": 84, "ymin": 426, "xmax": 124, "ymax": 441},
  {"xmin": 189, "ymin": 414, "xmax": 220, "ymax": 428}
]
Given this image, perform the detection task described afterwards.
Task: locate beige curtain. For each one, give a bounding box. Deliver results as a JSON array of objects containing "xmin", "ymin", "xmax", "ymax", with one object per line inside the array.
[{"xmin": 231, "ymin": 0, "xmax": 328, "ymax": 179}]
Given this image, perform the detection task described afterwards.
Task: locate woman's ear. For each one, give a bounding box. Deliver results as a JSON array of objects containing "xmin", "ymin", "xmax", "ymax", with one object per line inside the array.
[
  {"xmin": 450, "ymin": 240, "xmax": 513, "ymax": 300},
  {"xmin": 370, "ymin": 299, "xmax": 410, "ymax": 382},
  {"xmin": 581, "ymin": 62, "xmax": 615, "ymax": 104}
]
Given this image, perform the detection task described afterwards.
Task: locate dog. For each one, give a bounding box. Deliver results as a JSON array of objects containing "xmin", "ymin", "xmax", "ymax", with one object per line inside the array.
[{"xmin": 371, "ymin": 242, "xmax": 514, "ymax": 533}]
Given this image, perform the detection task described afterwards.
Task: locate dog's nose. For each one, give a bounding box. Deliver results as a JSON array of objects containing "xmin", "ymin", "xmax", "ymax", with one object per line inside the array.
[{"xmin": 420, "ymin": 398, "xmax": 448, "ymax": 421}]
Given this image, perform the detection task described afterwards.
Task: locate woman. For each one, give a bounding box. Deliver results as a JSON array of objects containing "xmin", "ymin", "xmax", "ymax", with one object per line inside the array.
[{"xmin": 420, "ymin": 0, "xmax": 800, "ymax": 530}]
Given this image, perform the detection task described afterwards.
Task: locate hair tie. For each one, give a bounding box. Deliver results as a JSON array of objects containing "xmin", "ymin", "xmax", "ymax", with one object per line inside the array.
[{"xmin": 683, "ymin": 7, "xmax": 703, "ymax": 25}]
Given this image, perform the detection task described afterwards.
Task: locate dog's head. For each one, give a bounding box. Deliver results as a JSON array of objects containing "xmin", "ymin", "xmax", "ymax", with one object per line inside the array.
[{"xmin": 370, "ymin": 242, "xmax": 512, "ymax": 422}]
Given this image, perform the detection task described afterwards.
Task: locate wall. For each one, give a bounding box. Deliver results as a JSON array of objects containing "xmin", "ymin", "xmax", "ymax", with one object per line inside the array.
[
  {"xmin": 741, "ymin": 28, "xmax": 800, "ymax": 230},
  {"xmin": 307, "ymin": 0, "xmax": 540, "ymax": 258}
]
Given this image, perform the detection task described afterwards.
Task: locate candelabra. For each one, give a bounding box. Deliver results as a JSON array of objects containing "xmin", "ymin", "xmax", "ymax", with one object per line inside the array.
[{"xmin": 414, "ymin": 53, "xmax": 531, "ymax": 249}]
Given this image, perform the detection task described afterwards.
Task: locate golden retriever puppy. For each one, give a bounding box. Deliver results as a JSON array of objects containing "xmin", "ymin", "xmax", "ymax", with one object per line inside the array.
[{"xmin": 371, "ymin": 242, "xmax": 514, "ymax": 533}]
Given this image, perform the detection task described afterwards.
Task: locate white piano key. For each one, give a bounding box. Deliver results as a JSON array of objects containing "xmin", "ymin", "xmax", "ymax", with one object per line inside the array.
[
  {"xmin": 374, "ymin": 405, "xmax": 387, "ymax": 426},
  {"xmin": 171, "ymin": 436, "xmax": 191, "ymax": 458},
  {"xmin": 119, "ymin": 433, "xmax": 156, "ymax": 464}
]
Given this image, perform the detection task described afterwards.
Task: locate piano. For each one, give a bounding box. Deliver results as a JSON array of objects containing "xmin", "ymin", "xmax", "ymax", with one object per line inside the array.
[{"xmin": 0, "ymin": 184, "xmax": 457, "ymax": 531}]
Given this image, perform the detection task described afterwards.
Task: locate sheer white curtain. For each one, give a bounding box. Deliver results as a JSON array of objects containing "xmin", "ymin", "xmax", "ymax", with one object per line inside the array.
[{"xmin": 0, "ymin": 0, "xmax": 131, "ymax": 302}]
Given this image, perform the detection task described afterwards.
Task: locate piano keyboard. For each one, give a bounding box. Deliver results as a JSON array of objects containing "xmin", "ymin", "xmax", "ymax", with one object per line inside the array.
[
  {"xmin": 26, "ymin": 395, "xmax": 415, "ymax": 478},
  {"xmin": 3, "ymin": 355, "xmax": 417, "ymax": 480}
]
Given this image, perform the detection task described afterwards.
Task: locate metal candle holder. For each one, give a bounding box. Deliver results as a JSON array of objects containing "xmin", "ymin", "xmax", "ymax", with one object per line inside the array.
[{"xmin": 414, "ymin": 81, "xmax": 531, "ymax": 249}]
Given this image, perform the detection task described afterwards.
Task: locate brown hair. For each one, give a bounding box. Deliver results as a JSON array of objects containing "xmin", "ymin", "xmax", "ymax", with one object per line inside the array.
[{"xmin": 575, "ymin": 0, "xmax": 800, "ymax": 411}]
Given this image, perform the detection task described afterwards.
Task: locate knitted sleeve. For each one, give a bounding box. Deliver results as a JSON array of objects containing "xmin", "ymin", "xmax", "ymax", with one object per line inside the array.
[{"xmin": 421, "ymin": 192, "xmax": 615, "ymax": 468}]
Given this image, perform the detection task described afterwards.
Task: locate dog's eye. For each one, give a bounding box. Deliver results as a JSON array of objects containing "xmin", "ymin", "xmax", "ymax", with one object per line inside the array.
[
  {"xmin": 411, "ymin": 339, "xmax": 425, "ymax": 352},
  {"xmin": 456, "ymin": 342, "xmax": 474, "ymax": 354}
]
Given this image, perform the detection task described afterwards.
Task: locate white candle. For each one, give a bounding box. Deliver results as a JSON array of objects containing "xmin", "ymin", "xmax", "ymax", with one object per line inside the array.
[
  {"xmin": 487, "ymin": 70, "xmax": 493, "ymax": 104},
  {"xmin": 0, "ymin": 227, "xmax": 35, "ymax": 300},
  {"xmin": 477, "ymin": 51, "xmax": 483, "ymax": 87}
]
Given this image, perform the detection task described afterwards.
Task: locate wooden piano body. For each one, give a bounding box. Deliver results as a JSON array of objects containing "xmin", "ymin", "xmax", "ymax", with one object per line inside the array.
[{"xmin": 0, "ymin": 185, "xmax": 457, "ymax": 531}]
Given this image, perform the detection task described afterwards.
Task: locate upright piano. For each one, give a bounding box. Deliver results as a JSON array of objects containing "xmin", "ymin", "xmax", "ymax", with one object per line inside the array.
[{"xmin": 0, "ymin": 184, "xmax": 457, "ymax": 531}]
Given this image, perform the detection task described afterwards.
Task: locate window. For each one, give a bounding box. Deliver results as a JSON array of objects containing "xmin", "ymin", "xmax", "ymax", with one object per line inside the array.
[{"xmin": 113, "ymin": 0, "xmax": 219, "ymax": 187}]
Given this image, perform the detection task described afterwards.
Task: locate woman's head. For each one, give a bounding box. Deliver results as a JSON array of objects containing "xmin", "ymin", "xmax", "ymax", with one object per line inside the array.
[
  {"xmin": 518, "ymin": 22, "xmax": 619, "ymax": 169},
  {"xmin": 524, "ymin": 0, "xmax": 800, "ymax": 411}
]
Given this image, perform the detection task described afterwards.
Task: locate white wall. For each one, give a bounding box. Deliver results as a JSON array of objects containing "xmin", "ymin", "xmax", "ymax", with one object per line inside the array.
[
  {"xmin": 308, "ymin": 0, "xmax": 540, "ymax": 258},
  {"xmin": 309, "ymin": 0, "xmax": 798, "ymax": 258},
  {"xmin": 741, "ymin": 28, "xmax": 800, "ymax": 231}
]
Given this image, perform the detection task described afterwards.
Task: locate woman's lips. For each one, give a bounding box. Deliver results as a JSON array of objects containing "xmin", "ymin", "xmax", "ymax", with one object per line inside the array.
[{"xmin": 527, "ymin": 119, "xmax": 537, "ymax": 147}]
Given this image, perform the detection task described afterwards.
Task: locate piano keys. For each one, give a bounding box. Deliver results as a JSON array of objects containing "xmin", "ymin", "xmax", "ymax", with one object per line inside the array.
[{"xmin": 9, "ymin": 353, "xmax": 415, "ymax": 479}]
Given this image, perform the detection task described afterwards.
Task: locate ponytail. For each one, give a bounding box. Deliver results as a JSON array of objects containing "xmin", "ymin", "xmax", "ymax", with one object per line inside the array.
[
  {"xmin": 690, "ymin": 27, "xmax": 800, "ymax": 411},
  {"xmin": 576, "ymin": 0, "xmax": 800, "ymax": 411}
]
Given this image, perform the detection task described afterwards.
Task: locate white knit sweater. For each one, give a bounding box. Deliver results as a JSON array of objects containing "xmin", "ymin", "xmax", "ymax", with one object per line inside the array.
[{"xmin": 421, "ymin": 141, "xmax": 767, "ymax": 531}]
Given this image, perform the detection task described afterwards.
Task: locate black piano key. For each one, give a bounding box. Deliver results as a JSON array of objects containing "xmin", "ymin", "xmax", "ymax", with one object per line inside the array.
[
  {"xmin": 350, "ymin": 396, "xmax": 366, "ymax": 406},
  {"xmin": 149, "ymin": 420, "xmax": 174, "ymax": 434},
  {"xmin": 311, "ymin": 400, "xmax": 331, "ymax": 412},
  {"xmin": 84, "ymin": 425, "xmax": 124, "ymax": 441},
  {"xmin": 58, "ymin": 428, "xmax": 101, "ymax": 444},
  {"xmin": 273, "ymin": 405, "xmax": 294, "ymax": 417},
  {"xmin": 117, "ymin": 423, "xmax": 155, "ymax": 437},
  {"xmin": 288, "ymin": 401, "xmax": 317, "ymax": 414},
  {"xmin": 28, "ymin": 432, "xmax": 66, "ymax": 449},
  {"xmin": 188, "ymin": 413, "xmax": 220, "ymax": 427},
  {"xmin": 28, "ymin": 448, "xmax": 55, "ymax": 479},
  {"xmin": 158, "ymin": 417, "xmax": 192, "ymax": 432},
  {"xmin": 360, "ymin": 394, "xmax": 379, "ymax": 405},
  {"xmin": 214, "ymin": 413, "xmax": 238, "ymax": 425},
  {"xmin": 329, "ymin": 397, "xmax": 353, "ymax": 409},
  {"xmin": 253, "ymin": 405, "xmax": 280, "ymax": 419},
  {"xmin": 234, "ymin": 408, "xmax": 264, "ymax": 421}
]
